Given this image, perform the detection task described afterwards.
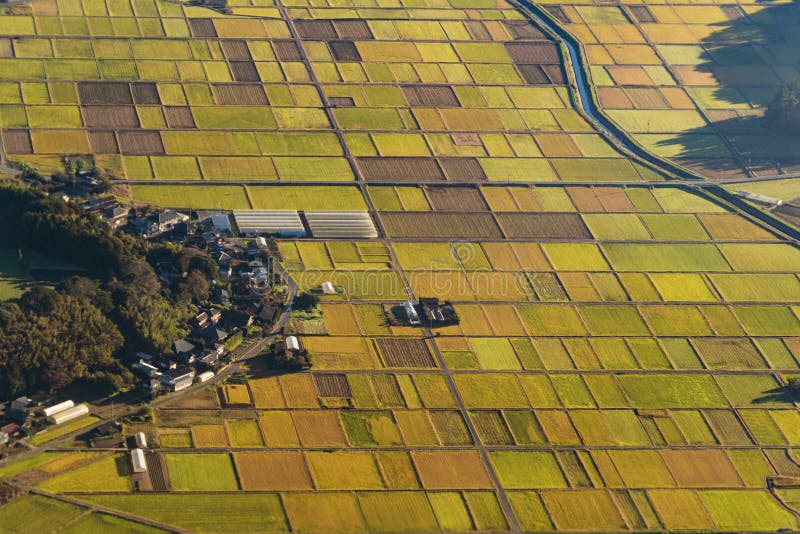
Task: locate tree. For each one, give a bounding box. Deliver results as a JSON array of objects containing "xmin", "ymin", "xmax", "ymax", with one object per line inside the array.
[
  {"xmin": 293, "ymin": 292, "xmax": 319, "ymax": 311},
  {"xmin": 765, "ymin": 80, "xmax": 800, "ymax": 137}
]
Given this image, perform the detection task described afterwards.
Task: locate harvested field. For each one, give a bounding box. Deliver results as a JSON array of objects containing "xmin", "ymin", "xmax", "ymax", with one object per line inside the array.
[
  {"xmin": 82, "ymin": 106, "xmax": 139, "ymax": 128},
  {"xmin": 313, "ymin": 373, "xmax": 352, "ymax": 397},
  {"xmin": 377, "ymin": 338, "xmax": 436, "ymax": 368},
  {"xmin": 164, "ymin": 106, "xmax": 195, "ymax": 129},
  {"xmin": 2, "ymin": 128, "xmax": 32, "ymax": 154},
  {"xmin": 212, "ymin": 84, "xmax": 268, "ymax": 106},
  {"xmin": 77, "ymin": 82, "xmax": 132, "ymax": 105},
  {"xmin": 402, "ymin": 85, "xmax": 460, "ymax": 107},
  {"xmin": 497, "ymin": 213, "xmax": 591, "ymax": 239},
  {"xmin": 426, "ymin": 186, "xmax": 487, "ymax": 211},
  {"xmin": 440, "ymin": 158, "xmax": 488, "ymax": 182},
  {"xmin": 118, "ymin": 130, "xmax": 164, "ymax": 155},
  {"xmin": 358, "ymin": 157, "xmax": 445, "ymax": 182},
  {"xmin": 381, "ymin": 213, "xmax": 502, "ymax": 239}
]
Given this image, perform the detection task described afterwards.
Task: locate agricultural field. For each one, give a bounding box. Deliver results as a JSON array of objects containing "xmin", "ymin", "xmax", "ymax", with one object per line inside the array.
[
  {"xmin": 1, "ymin": 0, "xmax": 800, "ymax": 532},
  {"xmin": 536, "ymin": 0, "xmax": 800, "ymax": 178}
]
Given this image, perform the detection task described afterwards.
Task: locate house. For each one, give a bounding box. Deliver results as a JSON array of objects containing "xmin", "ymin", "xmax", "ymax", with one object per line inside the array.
[
  {"xmin": 212, "ymin": 289, "xmax": 231, "ymax": 307},
  {"xmin": 224, "ymin": 309, "xmax": 253, "ymax": 329},
  {"xmin": 0, "ymin": 432, "xmax": 8, "ymax": 447},
  {"xmin": 194, "ymin": 311, "xmax": 211, "ymax": 329},
  {"xmin": 210, "ymin": 214, "xmax": 231, "ymax": 233},
  {"xmin": 159, "ymin": 367, "xmax": 196, "ymax": 392},
  {"xmin": 0, "ymin": 423, "xmax": 21, "ymax": 437},
  {"xmin": 420, "ymin": 298, "xmax": 459, "ymax": 325},
  {"xmin": 173, "ymin": 338, "xmax": 196, "ymax": 359},
  {"xmin": 8, "ymin": 397, "xmax": 33, "ymax": 425},
  {"xmin": 255, "ymin": 236, "xmax": 267, "ymax": 249},
  {"xmin": 198, "ymin": 343, "xmax": 224, "ymax": 367},
  {"xmin": 157, "ymin": 210, "xmax": 189, "ymax": 233},
  {"xmin": 257, "ymin": 303, "xmax": 278, "ymax": 324},
  {"xmin": 196, "ymin": 326, "xmax": 229, "ymax": 343}
]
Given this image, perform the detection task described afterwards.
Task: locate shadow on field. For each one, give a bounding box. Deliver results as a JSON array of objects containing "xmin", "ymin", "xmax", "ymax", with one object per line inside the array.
[
  {"xmin": 752, "ymin": 385, "xmax": 799, "ymax": 405},
  {"xmin": 654, "ymin": 0, "xmax": 800, "ymax": 178}
]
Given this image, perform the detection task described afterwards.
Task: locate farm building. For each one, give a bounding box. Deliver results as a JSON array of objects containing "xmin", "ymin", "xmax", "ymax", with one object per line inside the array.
[
  {"xmin": 737, "ymin": 191, "xmax": 783, "ymax": 206},
  {"xmin": 321, "ymin": 281, "xmax": 336, "ymax": 295},
  {"xmin": 304, "ymin": 211, "xmax": 378, "ymax": 238},
  {"xmin": 131, "ymin": 448, "xmax": 147, "ymax": 473},
  {"xmin": 233, "ymin": 210, "xmax": 306, "ymax": 236},
  {"xmin": 47, "ymin": 403, "xmax": 90, "ymax": 425},
  {"xmin": 198, "ymin": 371, "xmax": 215, "ymax": 383},
  {"xmin": 404, "ymin": 301, "xmax": 421, "ymax": 325},
  {"xmin": 42, "ymin": 400, "xmax": 75, "ymax": 418},
  {"xmin": 286, "ymin": 335, "xmax": 301, "ymax": 352},
  {"xmin": 135, "ymin": 432, "xmax": 148, "ymax": 449},
  {"xmin": 158, "ymin": 367, "xmax": 195, "ymax": 392}
]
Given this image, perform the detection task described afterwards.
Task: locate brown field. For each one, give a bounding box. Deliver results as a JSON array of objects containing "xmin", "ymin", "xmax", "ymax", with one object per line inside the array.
[
  {"xmin": 567, "ymin": 187, "xmax": 604, "ymax": 211},
  {"xmin": 358, "ymin": 157, "xmax": 445, "ymax": 182},
  {"xmin": 231, "ymin": 62, "xmax": 260, "ymax": 82},
  {"xmin": 88, "ymin": 131, "xmax": 119, "ymax": 154},
  {"xmin": 132, "ymin": 83, "xmax": 161, "ymax": 105},
  {"xmin": 497, "ymin": 213, "xmax": 591, "ymax": 239},
  {"xmin": 164, "ymin": 106, "xmax": 196, "ymax": 128},
  {"xmin": 381, "ymin": 213, "xmax": 502, "ymax": 239},
  {"xmin": 296, "ymin": 19, "xmax": 338, "ymax": 39},
  {"xmin": 535, "ymin": 134, "xmax": 581, "ymax": 157},
  {"xmin": 221, "ymin": 40, "xmax": 251, "ymax": 61},
  {"xmin": 596, "ymin": 188, "xmax": 634, "ymax": 211},
  {"xmin": 188, "ymin": 18, "xmax": 217, "ymax": 38},
  {"xmin": 505, "ymin": 42, "xmax": 560, "ymax": 64},
  {"xmin": 82, "ymin": 106, "xmax": 139, "ymax": 128},
  {"xmin": 403, "ymin": 85, "xmax": 460, "ymax": 107},
  {"xmin": 77, "ymin": 82, "xmax": 132, "ymax": 105},
  {"xmin": 292, "ymin": 411, "xmax": 348, "ymax": 447},
  {"xmin": 440, "ymin": 158, "xmax": 488, "ymax": 182},
  {"xmin": 234, "ymin": 451, "xmax": 313, "ymax": 490},
  {"xmin": 212, "ymin": 83, "xmax": 269, "ymax": 106},
  {"xmin": 598, "ymin": 87, "xmax": 634, "ymax": 109},
  {"xmin": 412, "ymin": 450, "xmax": 493, "ymax": 489},
  {"xmin": 377, "ymin": 338, "xmax": 437, "ymax": 368},
  {"xmin": 118, "ymin": 130, "xmax": 164, "ymax": 155},
  {"xmin": 427, "ymin": 186, "xmax": 487, "ymax": 211},
  {"xmin": 3, "ymin": 129, "xmax": 33, "ymax": 154},
  {"xmin": 313, "ymin": 373, "xmax": 352, "ymax": 397}
]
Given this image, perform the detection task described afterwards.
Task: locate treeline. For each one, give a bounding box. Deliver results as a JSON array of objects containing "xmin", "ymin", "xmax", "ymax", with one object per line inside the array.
[
  {"xmin": 766, "ymin": 80, "xmax": 800, "ymax": 137},
  {"xmin": 0, "ymin": 185, "xmax": 209, "ymax": 398}
]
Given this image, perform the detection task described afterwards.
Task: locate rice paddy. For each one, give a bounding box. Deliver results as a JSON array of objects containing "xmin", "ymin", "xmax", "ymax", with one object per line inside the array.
[{"xmin": 0, "ymin": 0, "xmax": 799, "ymax": 531}]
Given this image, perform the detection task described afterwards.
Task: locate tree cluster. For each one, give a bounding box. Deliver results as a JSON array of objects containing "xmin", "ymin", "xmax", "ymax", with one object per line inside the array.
[
  {"xmin": 765, "ymin": 80, "xmax": 800, "ymax": 137},
  {"xmin": 0, "ymin": 185, "xmax": 208, "ymax": 397}
]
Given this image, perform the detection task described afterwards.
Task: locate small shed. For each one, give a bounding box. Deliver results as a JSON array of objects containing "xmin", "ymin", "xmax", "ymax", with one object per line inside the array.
[
  {"xmin": 131, "ymin": 448, "xmax": 147, "ymax": 473},
  {"xmin": 286, "ymin": 336, "xmax": 301, "ymax": 352},
  {"xmin": 255, "ymin": 236, "xmax": 267, "ymax": 249},
  {"xmin": 135, "ymin": 432, "xmax": 147, "ymax": 449},
  {"xmin": 321, "ymin": 281, "xmax": 336, "ymax": 295},
  {"xmin": 198, "ymin": 371, "xmax": 215, "ymax": 383}
]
